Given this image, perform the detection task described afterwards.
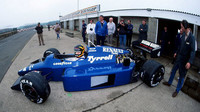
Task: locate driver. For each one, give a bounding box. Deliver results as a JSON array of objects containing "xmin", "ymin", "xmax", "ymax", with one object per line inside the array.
[
  {"xmin": 74, "ymin": 45, "xmax": 85, "ymax": 58},
  {"xmin": 65, "ymin": 45, "xmax": 86, "ymax": 61}
]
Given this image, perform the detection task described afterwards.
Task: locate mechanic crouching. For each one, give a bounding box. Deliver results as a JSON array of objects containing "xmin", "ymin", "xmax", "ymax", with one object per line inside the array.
[{"xmin": 163, "ymin": 20, "xmax": 196, "ymax": 97}]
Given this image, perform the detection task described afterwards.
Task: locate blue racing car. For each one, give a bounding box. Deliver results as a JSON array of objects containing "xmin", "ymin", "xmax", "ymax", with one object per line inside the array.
[{"xmin": 11, "ymin": 44, "xmax": 165, "ymax": 104}]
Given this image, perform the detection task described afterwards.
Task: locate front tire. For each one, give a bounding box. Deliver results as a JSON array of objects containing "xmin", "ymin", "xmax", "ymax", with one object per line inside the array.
[
  {"xmin": 20, "ymin": 72, "xmax": 50, "ymax": 104},
  {"xmin": 140, "ymin": 60, "xmax": 165, "ymax": 87}
]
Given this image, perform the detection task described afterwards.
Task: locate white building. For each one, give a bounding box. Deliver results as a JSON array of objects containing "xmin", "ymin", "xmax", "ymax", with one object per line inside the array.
[{"xmin": 60, "ymin": 0, "xmax": 200, "ymax": 50}]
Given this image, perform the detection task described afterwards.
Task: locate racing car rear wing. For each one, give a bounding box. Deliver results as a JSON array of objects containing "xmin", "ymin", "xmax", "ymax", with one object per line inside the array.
[{"xmin": 132, "ymin": 40, "xmax": 161, "ymax": 58}]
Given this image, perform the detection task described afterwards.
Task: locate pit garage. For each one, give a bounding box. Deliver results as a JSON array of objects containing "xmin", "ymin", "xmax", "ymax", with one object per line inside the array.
[{"xmin": 157, "ymin": 19, "xmax": 194, "ymax": 56}]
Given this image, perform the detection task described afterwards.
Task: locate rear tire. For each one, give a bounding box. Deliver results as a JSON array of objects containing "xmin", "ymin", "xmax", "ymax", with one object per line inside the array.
[
  {"xmin": 140, "ymin": 60, "xmax": 165, "ymax": 87},
  {"xmin": 43, "ymin": 48, "xmax": 60, "ymax": 58},
  {"xmin": 20, "ymin": 72, "xmax": 50, "ymax": 104}
]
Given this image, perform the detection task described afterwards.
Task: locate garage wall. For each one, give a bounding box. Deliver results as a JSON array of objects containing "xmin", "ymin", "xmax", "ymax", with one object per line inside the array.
[
  {"xmin": 63, "ymin": 21, "xmax": 66, "ymax": 29},
  {"xmin": 148, "ymin": 18, "xmax": 158, "ymax": 43},
  {"xmin": 69, "ymin": 20, "xmax": 74, "ymax": 30}
]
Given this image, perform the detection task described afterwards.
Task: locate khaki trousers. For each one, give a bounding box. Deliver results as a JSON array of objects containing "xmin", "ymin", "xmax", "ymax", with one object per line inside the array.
[{"xmin": 38, "ymin": 33, "xmax": 44, "ymax": 45}]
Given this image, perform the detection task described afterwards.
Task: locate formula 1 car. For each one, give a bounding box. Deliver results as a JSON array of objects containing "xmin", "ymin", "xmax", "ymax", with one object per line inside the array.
[{"xmin": 11, "ymin": 43, "xmax": 165, "ymax": 104}]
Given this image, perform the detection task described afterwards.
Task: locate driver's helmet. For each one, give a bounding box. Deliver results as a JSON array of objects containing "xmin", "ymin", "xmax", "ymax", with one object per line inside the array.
[{"xmin": 74, "ymin": 45, "xmax": 85, "ymax": 58}]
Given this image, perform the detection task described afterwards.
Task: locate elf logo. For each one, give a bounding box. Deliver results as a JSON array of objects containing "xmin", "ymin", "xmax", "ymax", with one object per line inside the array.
[
  {"xmin": 88, "ymin": 55, "xmax": 113, "ymax": 63},
  {"xmin": 103, "ymin": 47, "xmax": 123, "ymax": 54}
]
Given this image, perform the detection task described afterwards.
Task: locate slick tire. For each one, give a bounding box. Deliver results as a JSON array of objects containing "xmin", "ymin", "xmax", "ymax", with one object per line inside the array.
[
  {"xmin": 43, "ymin": 48, "xmax": 60, "ymax": 58},
  {"xmin": 20, "ymin": 72, "xmax": 50, "ymax": 104},
  {"xmin": 140, "ymin": 60, "xmax": 165, "ymax": 87}
]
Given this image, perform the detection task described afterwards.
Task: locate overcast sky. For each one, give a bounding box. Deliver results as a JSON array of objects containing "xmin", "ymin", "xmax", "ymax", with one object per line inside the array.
[
  {"xmin": 0, "ymin": 0, "xmax": 199, "ymax": 29},
  {"xmin": 0, "ymin": 0, "xmax": 98, "ymax": 29}
]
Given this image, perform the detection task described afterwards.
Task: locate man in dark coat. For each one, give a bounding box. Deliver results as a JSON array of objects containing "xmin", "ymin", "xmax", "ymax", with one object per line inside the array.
[
  {"xmin": 160, "ymin": 26, "xmax": 171, "ymax": 55},
  {"xmin": 163, "ymin": 20, "xmax": 196, "ymax": 97},
  {"xmin": 172, "ymin": 29, "xmax": 183, "ymax": 64},
  {"xmin": 138, "ymin": 20, "xmax": 148, "ymax": 41},
  {"xmin": 126, "ymin": 20, "xmax": 133, "ymax": 47},
  {"xmin": 35, "ymin": 23, "xmax": 45, "ymax": 46},
  {"xmin": 138, "ymin": 20, "xmax": 148, "ymax": 57}
]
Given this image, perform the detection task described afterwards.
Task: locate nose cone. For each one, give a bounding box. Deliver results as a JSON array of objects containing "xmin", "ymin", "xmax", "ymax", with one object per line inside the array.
[{"xmin": 18, "ymin": 67, "xmax": 27, "ymax": 76}]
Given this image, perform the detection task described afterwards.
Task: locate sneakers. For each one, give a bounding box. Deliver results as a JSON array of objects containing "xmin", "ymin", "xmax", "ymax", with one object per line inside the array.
[
  {"xmin": 162, "ymin": 81, "xmax": 171, "ymax": 86},
  {"xmin": 172, "ymin": 91, "xmax": 178, "ymax": 97}
]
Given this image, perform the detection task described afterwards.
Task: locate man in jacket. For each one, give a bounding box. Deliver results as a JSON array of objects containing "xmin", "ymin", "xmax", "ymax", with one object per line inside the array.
[
  {"xmin": 163, "ymin": 20, "xmax": 196, "ymax": 97},
  {"xmin": 139, "ymin": 20, "xmax": 148, "ymax": 41},
  {"xmin": 55, "ymin": 23, "xmax": 61, "ymax": 39},
  {"xmin": 107, "ymin": 17, "xmax": 116, "ymax": 45},
  {"xmin": 86, "ymin": 20, "xmax": 96, "ymax": 47},
  {"xmin": 35, "ymin": 23, "xmax": 45, "ymax": 46},
  {"xmin": 95, "ymin": 15, "xmax": 108, "ymax": 45},
  {"xmin": 172, "ymin": 29, "xmax": 183, "ymax": 64},
  {"xmin": 160, "ymin": 26, "xmax": 170, "ymax": 55},
  {"xmin": 117, "ymin": 19, "xmax": 127, "ymax": 48},
  {"xmin": 126, "ymin": 20, "xmax": 133, "ymax": 47},
  {"xmin": 138, "ymin": 20, "xmax": 148, "ymax": 57}
]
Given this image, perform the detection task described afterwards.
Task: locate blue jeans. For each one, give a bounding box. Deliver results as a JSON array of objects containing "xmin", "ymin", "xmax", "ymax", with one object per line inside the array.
[
  {"xmin": 57, "ymin": 33, "xmax": 60, "ymax": 39},
  {"xmin": 168, "ymin": 62, "xmax": 187, "ymax": 93},
  {"xmin": 82, "ymin": 32, "xmax": 86, "ymax": 42},
  {"xmin": 119, "ymin": 35, "xmax": 126, "ymax": 48}
]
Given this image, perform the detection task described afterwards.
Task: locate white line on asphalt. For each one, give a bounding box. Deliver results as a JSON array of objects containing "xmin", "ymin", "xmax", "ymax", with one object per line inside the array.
[{"xmin": 12, "ymin": 50, "xmax": 21, "ymax": 62}]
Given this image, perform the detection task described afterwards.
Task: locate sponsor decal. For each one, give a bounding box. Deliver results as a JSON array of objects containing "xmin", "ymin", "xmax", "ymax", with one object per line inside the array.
[
  {"xmin": 22, "ymin": 67, "xmax": 26, "ymax": 71},
  {"xmin": 53, "ymin": 62, "xmax": 72, "ymax": 65},
  {"xmin": 88, "ymin": 49, "xmax": 96, "ymax": 52},
  {"xmin": 88, "ymin": 48, "xmax": 97, "ymax": 52},
  {"xmin": 20, "ymin": 79, "xmax": 43, "ymax": 103},
  {"xmin": 88, "ymin": 55, "xmax": 113, "ymax": 63},
  {"xmin": 60, "ymin": 5, "xmax": 100, "ymax": 21},
  {"xmin": 88, "ymin": 66, "xmax": 112, "ymax": 71},
  {"xmin": 103, "ymin": 47, "xmax": 123, "ymax": 54},
  {"xmin": 29, "ymin": 65, "xmax": 34, "ymax": 71}
]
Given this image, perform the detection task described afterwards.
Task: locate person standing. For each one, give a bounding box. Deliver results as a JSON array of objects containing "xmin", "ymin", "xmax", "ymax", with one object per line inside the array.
[
  {"xmin": 160, "ymin": 26, "xmax": 170, "ymax": 55},
  {"xmin": 172, "ymin": 29, "xmax": 183, "ymax": 64},
  {"xmin": 117, "ymin": 19, "xmax": 127, "ymax": 48},
  {"xmin": 139, "ymin": 20, "xmax": 148, "ymax": 41},
  {"xmin": 163, "ymin": 20, "xmax": 196, "ymax": 97},
  {"xmin": 86, "ymin": 20, "xmax": 96, "ymax": 47},
  {"xmin": 174, "ymin": 29, "xmax": 183, "ymax": 53},
  {"xmin": 55, "ymin": 23, "xmax": 61, "ymax": 39},
  {"xmin": 81, "ymin": 20, "xmax": 87, "ymax": 42},
  {"xmin": 35, "ymin": 23, "xmax": 45, "ymax": 46},
  {"xmin": 48, "ymin": 24, "xmax": 50, "ymax": 31},
  {"xmin": 95, "ymin": 15, "xmax": 108, "ymax": 45},
  {"xmin": 126, "ymin": 20, "xmax": 133, "ymax": 47},
  {"xmin": 138, "ymin": 20, "xmax": 148, "ymax": 57},
  {"xmin": 107, "ymin": 17, "xmax": 116, "ymax": 45}
]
